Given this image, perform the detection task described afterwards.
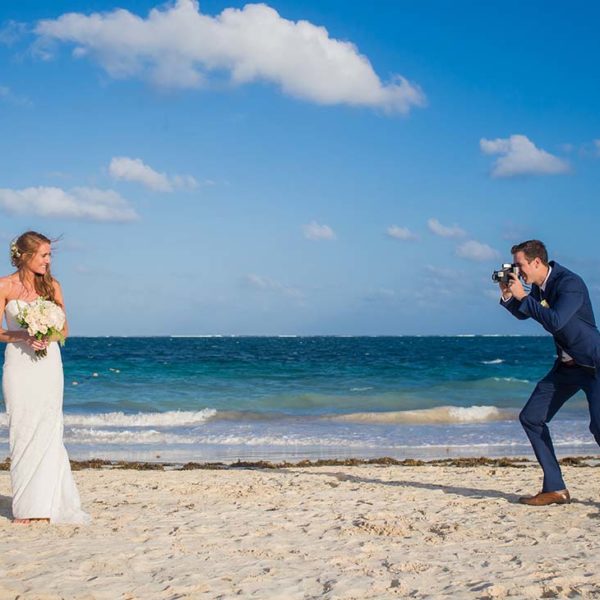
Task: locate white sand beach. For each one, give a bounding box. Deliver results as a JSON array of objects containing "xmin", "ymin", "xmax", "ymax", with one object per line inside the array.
[{"xmin": 1, "ymin": 461, "xmax": 600, "ymax": 599}]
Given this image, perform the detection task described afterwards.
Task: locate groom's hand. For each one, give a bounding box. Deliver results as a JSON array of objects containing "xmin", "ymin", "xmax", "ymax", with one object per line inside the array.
[
  {"xmin": 507, "ymin": 272, "xmax": 526, "ymax": 301},
  {"xmin": 499, "ymin": 281, "xmax": 512, "ymax": 301}
]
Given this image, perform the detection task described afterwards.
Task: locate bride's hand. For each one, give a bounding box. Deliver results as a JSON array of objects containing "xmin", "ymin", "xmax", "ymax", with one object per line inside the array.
[{"xmin": 23, "ymin": 334, "xmax": 48, "ymax": 351}]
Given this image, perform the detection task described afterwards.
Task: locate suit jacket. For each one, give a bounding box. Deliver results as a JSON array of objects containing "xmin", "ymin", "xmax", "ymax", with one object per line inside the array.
[{"xmin": 501, "ymin": 261, "xmax": 600, "ymax": 369}]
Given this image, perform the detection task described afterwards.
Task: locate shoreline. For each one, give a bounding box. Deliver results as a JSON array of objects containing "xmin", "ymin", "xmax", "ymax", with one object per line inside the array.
[{"xmin": 3, "ymin": 454, "xmax": 599, "ymax": 471}]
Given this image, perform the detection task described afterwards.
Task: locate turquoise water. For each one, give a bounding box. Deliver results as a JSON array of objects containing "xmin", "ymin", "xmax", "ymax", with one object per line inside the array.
[{"xmin": 1, "ymin": 336, "xmax": 596, "ymax": 462}]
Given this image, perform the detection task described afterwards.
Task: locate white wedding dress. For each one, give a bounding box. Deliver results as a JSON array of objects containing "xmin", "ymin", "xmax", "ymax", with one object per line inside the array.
[{"xmin": 2, "ymin": 299, "xmax": 90, "ymax": 524}]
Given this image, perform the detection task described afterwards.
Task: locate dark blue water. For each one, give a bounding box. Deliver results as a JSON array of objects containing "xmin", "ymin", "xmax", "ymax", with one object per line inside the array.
[{"xmin": 1, "ymin": 336, "xmax": 595, "ymax": 462}]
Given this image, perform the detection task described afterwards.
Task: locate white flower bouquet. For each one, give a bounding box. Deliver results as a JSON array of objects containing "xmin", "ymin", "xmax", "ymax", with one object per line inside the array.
[{"xmin": 16, "ymin": 297, "xmax": 66, "ymax": 358}]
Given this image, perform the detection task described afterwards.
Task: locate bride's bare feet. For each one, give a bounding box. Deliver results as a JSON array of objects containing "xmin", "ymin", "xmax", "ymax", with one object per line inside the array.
[{"xmin": 13, "ymin": 518, "xmax": 50, "ymax": 524}]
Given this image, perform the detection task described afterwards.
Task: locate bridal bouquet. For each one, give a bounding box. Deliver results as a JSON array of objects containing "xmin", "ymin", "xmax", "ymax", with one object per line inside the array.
[{"xmin": 16, "ymin": 297, "xmax": 66, "ymax": 358}]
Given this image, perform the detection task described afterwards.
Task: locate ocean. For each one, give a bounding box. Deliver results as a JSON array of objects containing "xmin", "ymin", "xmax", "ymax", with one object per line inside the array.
[{"xmin": 0, "ymin": 336, "xmax": 596, "ymax": 463}]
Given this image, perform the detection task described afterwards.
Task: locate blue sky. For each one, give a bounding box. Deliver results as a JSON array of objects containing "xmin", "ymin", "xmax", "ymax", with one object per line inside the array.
[{"xmin": 1, "ymin": 0, "xmax": 599, "ymax": 335}]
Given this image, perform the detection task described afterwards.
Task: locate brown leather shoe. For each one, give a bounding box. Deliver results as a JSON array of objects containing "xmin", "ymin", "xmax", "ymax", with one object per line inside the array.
[{"xmin": 518, "ymin": 489, "xmax": 571, "ymax": 506}]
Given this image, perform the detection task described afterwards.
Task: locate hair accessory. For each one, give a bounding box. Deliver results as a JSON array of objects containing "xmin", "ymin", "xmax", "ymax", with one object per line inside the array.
[{"xmin": 10, "ymin": 240, "xmax": 21, "ymax": 261}]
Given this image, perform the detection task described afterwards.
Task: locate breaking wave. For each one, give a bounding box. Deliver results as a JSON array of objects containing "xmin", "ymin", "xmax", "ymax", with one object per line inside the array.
[
  {"xmin": 329, "ymin": 405, "xmax": 515, "ymax": 424},
  {"xmin": 63, "ymin": 409, "xmax": 217, "ymax": 427}
]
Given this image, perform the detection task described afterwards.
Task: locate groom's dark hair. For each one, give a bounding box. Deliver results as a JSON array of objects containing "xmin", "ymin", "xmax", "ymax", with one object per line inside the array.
[{"xmin": 511, "ymin": 240, "xmax": 548, "ymax": 266}]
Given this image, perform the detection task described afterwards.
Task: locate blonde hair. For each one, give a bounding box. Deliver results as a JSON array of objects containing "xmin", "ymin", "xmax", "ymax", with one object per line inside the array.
[{"xmin": 10, "ymin": 231, "xmax": 60, "ymax": 305}]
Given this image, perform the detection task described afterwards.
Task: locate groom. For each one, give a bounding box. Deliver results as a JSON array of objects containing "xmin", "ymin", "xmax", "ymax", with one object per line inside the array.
[{"xmin": 499, "ymin": 240, "xmax": 600, "ymax": 505}]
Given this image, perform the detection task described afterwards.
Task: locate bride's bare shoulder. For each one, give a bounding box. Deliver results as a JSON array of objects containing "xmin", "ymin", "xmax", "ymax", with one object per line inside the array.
[
  {"xmin": 0, "ymin": 275, "xmax": 14, "ymax": 301},
  {"xmin": 52, "ymin": 278, "xmax": 63, "ymax": 295},
  {"xmin": 0, "ymin": 275, "xmax": 14, "ymax": 291}
]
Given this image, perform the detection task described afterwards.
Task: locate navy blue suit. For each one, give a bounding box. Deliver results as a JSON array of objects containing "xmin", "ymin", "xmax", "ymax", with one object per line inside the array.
[{"xmin": 502, "ymin": 261, "xmax": 600, "ymax": 491}]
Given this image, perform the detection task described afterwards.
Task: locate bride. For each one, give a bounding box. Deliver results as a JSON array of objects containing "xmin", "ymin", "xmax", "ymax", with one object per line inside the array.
[{"xmin": 0, "ymin": 231, "xmax": 89, "ymax": 525}]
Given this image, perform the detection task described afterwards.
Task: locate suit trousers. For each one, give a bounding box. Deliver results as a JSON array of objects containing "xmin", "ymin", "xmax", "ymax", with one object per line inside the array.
[{"xmin": 519, "ymin": 363, "xmax": 600, "ymax": 492}]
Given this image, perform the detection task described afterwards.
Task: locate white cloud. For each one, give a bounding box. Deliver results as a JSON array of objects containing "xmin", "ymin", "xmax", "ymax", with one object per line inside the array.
[
  {"xmin": 0, "ymin": 21, "xmax": 28, "ymax": 46},
  {"xmin": 0, "ymin": 186, "xmax": 138, "ymax": 222},
  {"xmin": 363, "ymin": 288, "xmax": 397, "ymax": 304},
  {"xmin": 245, "ymin": 274, "xmax": 272, "ymax": 289},
  {"xmin": 303, "ymin": 221, "xmax": 336, "ymax": 241},
  {"xmin": 244, "ymin": 274, "xmax": 303, "ymax": 299},
  {"xmin": 386, "ymin": 225, "xmax": 418, "ymax": 241},
  {"xmin": 425, "ymin": 264, "xmax": 461, "ymax": 280},
  {"xmin": 171, "ymin": 174, "xmax": 200, "ymax": 189},
  {"xmin": 109, "ymin": 157, "xmax": 170, "ymax": 191},
  {"xmin": 34, "ymin": 0, "xmax": 425, "ymax": 114},
  {"xmin": 560, "ymin": 143, "xmax": 574, "ymax": 154},
  {"xmin": 427, "ymin": 218, "xmax": 466, "ymax": 238},
  {"xmin": 480, "ymin": 134, "xmax": 569, "ymax": 178},
  {"xmin": 0, "ymin": 84, "xmax": 32, "ymax": 107},
  {"xmin": 456, "ymin": 240, "xmax": 499, "ymax": 262},
  {"xmin": 572, "ymin": 139, "xmax": 600, "ymax": 159},
  {"xmin": 109, "ymin": 157, "xmax": 197, "ymax": 191}
]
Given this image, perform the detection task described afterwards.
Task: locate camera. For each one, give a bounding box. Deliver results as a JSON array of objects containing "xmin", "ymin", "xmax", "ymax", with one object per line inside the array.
[{"xmin": 492, "ymin": 263, "xmax": 520, "ymax": 284}]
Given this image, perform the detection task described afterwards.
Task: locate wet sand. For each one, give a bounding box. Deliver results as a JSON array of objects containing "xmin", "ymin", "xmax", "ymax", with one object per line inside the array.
[{"xmin": 1, "ymin": 457, "xmax": 600, "ymax": 599}]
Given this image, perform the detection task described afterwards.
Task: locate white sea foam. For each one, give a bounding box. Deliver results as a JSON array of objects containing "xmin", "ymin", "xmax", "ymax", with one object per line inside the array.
[
  {"xmin": 17, "ymin": 422, "xmax": 599, "ymax": 451},
  {"xmin": 1, "ymin": 406, "xmax": 516, "ymax": 431},
  {"xmin": 66, "ymin": 428, "xmax": 199, "ymax": 445},
  {"xmin": 192, "ymin": 435, "xmax": 371, "ymax": 447},
  {"xmin": 61, "ymin": 428, "xmax": 373, "ymax": 447},
  {"xmin": 329, "ymin": 405, "xmax": 515, "ymax": 425},
  {"xmin": 55, "ymin": 432, "xmax": 558, "ymax": 451},
  {"xmin": 63, "ymin": 409, "xmax": 217, "ymax": 428},
  {"xmin": 447, "ymin": 406, "xmax": 509, "ymax": 422},
  {"xmin": 170, "ymin": 334, "xmax": 223, "ymax": 338},
  {"xmin": 553, "ymin": 438, "xmax": 595, "ymax": 447},
  {"xmin": 482, "ymin": 358, "xmax": 504, "ymax": 365},
  {"xmin": 492, "ymin": 377, "xmax": 530, "ymax": 383}
]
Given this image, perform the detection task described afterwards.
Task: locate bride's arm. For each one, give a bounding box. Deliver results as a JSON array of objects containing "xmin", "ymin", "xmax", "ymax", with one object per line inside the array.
[{"xmin": 0, "ymin": 277, "xmax": 33, "ymax": 345}]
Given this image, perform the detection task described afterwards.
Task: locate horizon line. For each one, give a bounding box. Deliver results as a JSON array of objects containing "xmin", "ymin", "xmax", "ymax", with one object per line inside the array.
[{"xmin": 64, "ymin": 333, "xmax": 550, "ymax": 339}]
